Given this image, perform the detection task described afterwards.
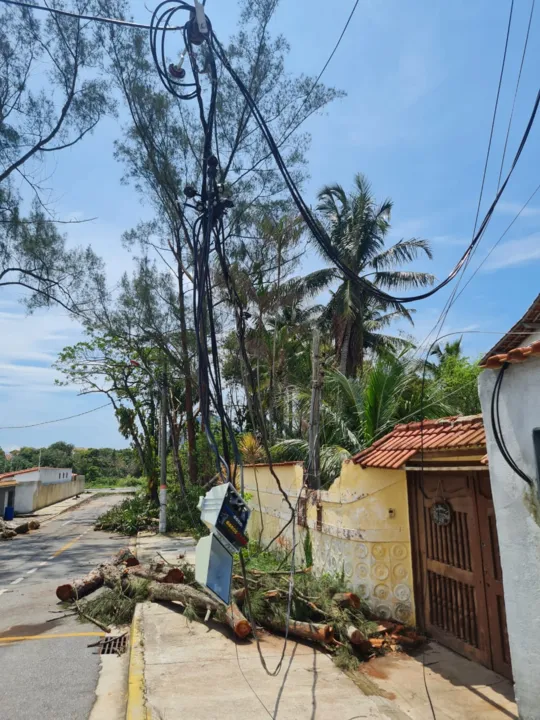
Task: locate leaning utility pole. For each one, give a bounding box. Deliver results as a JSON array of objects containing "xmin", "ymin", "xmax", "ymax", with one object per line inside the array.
[
  {"xmin": 159, "ymin": 367, "xmax": 168, "ymax": 533},
  {"xmin": 308, "ymin": 329, "xmax": 323, "ymax": 490}
]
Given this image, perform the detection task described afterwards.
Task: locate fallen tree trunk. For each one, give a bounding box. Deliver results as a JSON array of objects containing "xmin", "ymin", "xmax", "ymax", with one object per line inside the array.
[
  {"xmin": 148, "ymin": 582, "xmax": 252, "ymax": 639},
  {"xmin": 111, "ymin": 547, "xmax": 139, "ymax": 567},
  {"xmin": 332, "ymin": 592, "xmax": 361, "ymax": 609},
  {"xmin": 127, "ymin": 566, "xmax": 184, "ymax": 584},
  {"xmin": 263, "ymin": 618, "xmax": 334, "ymax": 644},
  {"xmin": 148, "ymin": 581, "xmax": 223, "ymax": 611},
  {"xmin": 221, "ymin": 602, "xmax": 251, "ymax": 639},
  {"xmin": 14, "ymin": 522, "xmax": 29, "ymax": 535},
  {"xmin": 232, "ymin": 587, "xmax": 247, "ymax": 605},
  {"xmin": 56, "ymin": 567, "xmax": 104, "ymax": 602}
]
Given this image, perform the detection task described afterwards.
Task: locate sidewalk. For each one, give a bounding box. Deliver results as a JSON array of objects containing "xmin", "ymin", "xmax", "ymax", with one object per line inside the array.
[
  {"xmin": 130, "ymin": 533, "xmax": 518, "ymax": 720},
  {"xmin": 20, "ymin": 487, "xmax": 136, "ymax": 524}
]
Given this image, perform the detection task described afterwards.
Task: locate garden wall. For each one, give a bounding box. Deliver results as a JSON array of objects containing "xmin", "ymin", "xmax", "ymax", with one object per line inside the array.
[{"xmin": 244, "ymin": 460, "xmax": 416, "ymax": 625}]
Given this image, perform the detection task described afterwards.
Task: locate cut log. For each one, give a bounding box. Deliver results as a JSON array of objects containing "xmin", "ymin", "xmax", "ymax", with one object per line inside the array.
[
  {"xmin": 332, "ymin": 592, "xmax": 361, "ymax": 609},
  {"xmin": 28, "ymin": 520, "xmax": 40, "ymax": 531},
  {"xmin": 369, "ymin": 638, "xmax": 385, "ymax": 648},
  {"xmin": 264, "ymin": 618, "xmax": 334, "ymax": 644},
  {"xmin": 347, "ymin": 625, "xmax": 367, "ymax": 646},
  {"xmin": 56, "ymin": 567, "xmax": 104, "ymax": 602},
  {"xmin": 1, "ymin": 530, "xmax": 16, "ymax": 540},
  {"xmin": 110, "ymin": 547, "xmax": 139, "ymax": 567},
  {"xmin": 127, "ymin": 566, "xmax": 185, "ymax": 584},
  {"xmin": 222, "ymin": 602, "xmax": 251, "ymax": 639},
  {"xmin": 148, "ymin": 581, "xmax": 222, "ymax": 611},
  {"xmin": 14, "ymin": 522, "xmax": 30, "ymax": 535},
  {"xmin": 232, "ymin": 587, "xmax": 247, "ymax": 605}
]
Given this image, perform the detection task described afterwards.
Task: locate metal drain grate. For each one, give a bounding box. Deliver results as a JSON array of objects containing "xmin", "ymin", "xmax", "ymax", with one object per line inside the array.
[{"xmin": 98, "ymin": 633, "xmax": 128, "ymax": 656}]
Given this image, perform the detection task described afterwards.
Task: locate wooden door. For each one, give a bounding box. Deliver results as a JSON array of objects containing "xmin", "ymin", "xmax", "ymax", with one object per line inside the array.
[
  {"xmin": 476, "ymin": 473, "xmax": 512, "ymax": 679},
  {"xmin": 409, "ymin": 470, "xmax": 512, "ymax": 679}
]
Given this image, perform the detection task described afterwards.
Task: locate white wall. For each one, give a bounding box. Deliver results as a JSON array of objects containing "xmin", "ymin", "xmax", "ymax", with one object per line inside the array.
[
  {"xmin": 11, "ymin": 470, "xmax": 39, "ymax": 484},
  {"xmin": 479, "ymin": 358, "xmax": 540, "ymax": 719},
  {"xmin": 14, "ymin": 481, "xmax": 39, "ymax": 514},
  {"xmin": 38, "ymin": 468, "xmax": 72, "ymax": 485}
]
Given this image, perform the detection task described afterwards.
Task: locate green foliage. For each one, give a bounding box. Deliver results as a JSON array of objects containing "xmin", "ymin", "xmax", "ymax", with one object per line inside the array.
[
  {"xmin": 0, "ymin": 442, "xmax": 141, "ymax": 483},
  {"xmin": 78, "ymin": 579, "xmax": 150, "ymax": 627},
  {"xmin": 95, "ymin": 495, "xmax": 158, "ymax": 535},
  {"xmin": 435, "ymin": 355, "xmax": 482, "ymax": 416},
  {"xmin": 95, "ymin": 483, "xmax": 205, "ymax": 537},
  {"xmin": 316, "ymin": 172, "xmax": 434, "ymax": 377},
  {"xmin": 303, "ymin": 529, "xmax": 314, "ymax": 568}
]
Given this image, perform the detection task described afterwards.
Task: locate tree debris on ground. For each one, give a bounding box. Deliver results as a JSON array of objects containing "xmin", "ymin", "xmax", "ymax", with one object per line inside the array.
[
  {"xmin": 0, "ymin": 518, "xmax": 40, "ymax": 540},
  {"xmin": 55, "ymin": 546, "xmax": 252, "ymax": 639},
  {"xmin": 54, "ymin": 542, "xmax": 426, "ymax": 674}
]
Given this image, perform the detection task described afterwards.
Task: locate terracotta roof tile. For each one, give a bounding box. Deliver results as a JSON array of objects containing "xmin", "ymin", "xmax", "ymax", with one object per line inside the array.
[
  {"xmin": 480, "ymin": 293, "xmax": 540, "ymax": 364},
  {"xmin": 480, "ymin": 340, "xmax": 540, "ymax": 370},
  {"xmin": 352, "ymin": 415, "xmax": 485, "ymax": 469},
  {"xmin": 0, "ymin": 466, "xmax": 61, "ymax": 481}
]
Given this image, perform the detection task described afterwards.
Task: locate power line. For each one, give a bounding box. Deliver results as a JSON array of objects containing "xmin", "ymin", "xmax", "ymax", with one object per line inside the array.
[
  {"xmin": 498, "ymin": 0, "xmax": 536, "ymax": 189},
  {"xmin": 424, "ymin": 0, "xmax": 516, "ymax": 352},
  {"xmin": 450, "ymin": 179, "xmax": 540, "ymax": 306},
  {"xmin": 291, "ymin": 0, "xmax": 360, "ymax": 122},
  {"xmin": 0, "ymin": 0, "xmax": 183, "ymax": 30},
  {"xmin": 0, "ymin": 403, "xmax": 110, "ymax": 430}
]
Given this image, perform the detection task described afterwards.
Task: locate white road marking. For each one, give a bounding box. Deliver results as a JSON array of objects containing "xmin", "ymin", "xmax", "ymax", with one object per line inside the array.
[
  {"xmin": 62, "ymin": 521, "xmax": 73, "ymax": 526},
  {"xmin": 47, "ymin": 556, "xmax": 54, "ymax": 560},
  {"xmin": 38, "ymin": 562, "xmax": 48, "ymax": 567},
  {"xmin": 10, "ymin": 578, "xmax": 24, "ymax": 585},
  {"xmin": 0, "ymin": 589, "xmax": 9, "ymax": 596},
  {"xmin": 26, "ymin": 568, "xmax": 37, "ymax": 575}
]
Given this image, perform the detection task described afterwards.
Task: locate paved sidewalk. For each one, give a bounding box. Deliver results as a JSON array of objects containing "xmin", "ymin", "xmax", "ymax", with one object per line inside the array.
[
  {"xmin": 130, "ymin": 533, "xmax": 517, "ymax": 720},
  {"xmin": 137, "ymin": 601, "xmax": 405, "ymax": 720},
  {"xmin": 19, "ymin": 487, "xmax": 137, "ymax": 525}
]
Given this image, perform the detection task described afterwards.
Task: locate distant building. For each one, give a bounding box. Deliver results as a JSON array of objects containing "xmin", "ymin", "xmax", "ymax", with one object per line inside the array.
[
  {"xmin": 0, "ymin": 475, "xmax": 16, "ymax": 519},
  {"xmin": 0, "ymin": 467, "xmax": 85, "ymax": 515}
]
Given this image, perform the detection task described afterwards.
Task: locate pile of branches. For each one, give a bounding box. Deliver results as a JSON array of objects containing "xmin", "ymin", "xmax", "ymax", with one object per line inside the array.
[
  {"xmin": 55, "ymin": 547, "xmax": 252, "ymax": 637},
  {"xmin": 55, "ymin": 546, "xmax": 425, "ymax": 670},
  {"xmin": 231, "ymin": 558, "xmax": 426, "ymax": 670}
]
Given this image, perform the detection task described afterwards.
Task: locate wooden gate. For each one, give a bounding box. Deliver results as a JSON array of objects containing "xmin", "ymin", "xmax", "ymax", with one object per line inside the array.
[{"xmin": 409, "ymin": 469, "xmax": 512, "ymax": 680}]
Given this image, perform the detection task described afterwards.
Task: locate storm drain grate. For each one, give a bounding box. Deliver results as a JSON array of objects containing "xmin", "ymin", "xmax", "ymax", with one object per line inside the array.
[{"xmin": 98, "ymin": 633, "xmax": 128, "ymax": 656}]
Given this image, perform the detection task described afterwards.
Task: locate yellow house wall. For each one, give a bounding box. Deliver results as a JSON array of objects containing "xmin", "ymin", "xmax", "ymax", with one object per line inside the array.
[{"xmin": 244, "ymin": 461, "xmax": 416, "ymax": 625}]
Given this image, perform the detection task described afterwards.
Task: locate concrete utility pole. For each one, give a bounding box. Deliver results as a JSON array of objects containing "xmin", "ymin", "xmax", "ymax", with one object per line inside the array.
[
  {"xmin": 308, "ymin": 329, "xmax": 323, "ymax": 490},
  {"xmin": 159, "ymin": 368, "xmax": 168, "ymax": 534}
]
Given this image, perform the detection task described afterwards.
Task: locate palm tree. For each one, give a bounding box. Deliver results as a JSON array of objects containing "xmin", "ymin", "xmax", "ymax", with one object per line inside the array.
[
  {"xmin": 316, "ymin": 173, "xmax": 435, "ymax": 376},
  {"xmin": 273, "ymin": 352, "xmax": 453, "ymax": 485}
]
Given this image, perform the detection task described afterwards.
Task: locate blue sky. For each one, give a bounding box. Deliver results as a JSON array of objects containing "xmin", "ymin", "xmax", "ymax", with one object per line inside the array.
[{"xmin": 1, "ymin": 0, "xmax": 539, "ymax": 451}]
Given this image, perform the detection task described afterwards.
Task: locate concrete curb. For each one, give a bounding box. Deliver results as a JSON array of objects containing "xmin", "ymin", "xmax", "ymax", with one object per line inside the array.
[{"xmin": 126, "ymin": 604, "xmax": 148, "ymax": 720}]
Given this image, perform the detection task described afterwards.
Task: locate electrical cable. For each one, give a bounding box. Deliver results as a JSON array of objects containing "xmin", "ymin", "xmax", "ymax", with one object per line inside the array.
[
  {"xmin": 490, "ymin": 362, "xmax": 534, "ymax": 486},
  {"xmin": 0, "ymin": 403, "xmax": 110, "ymax": 430},
  {"xmin": 497, "ymin": 0, "xmax": 536, "ymax": 189},
  {"xmin": 410, "ymin": 0, "xmax": 532, "ymax": 363},
  {"xmin": 448, "ymin": 179, "xmax": 540, "ymax": 308},
  {"xmin": 288, "ymin": 0, "xmax": 360, "ymax": 126},
  {"xmin": 0, "ymin": 0, "xmax": 183, "ymax": 29},
  {"xmin": 210, "ymin": 28, "xmax": 540, "ymax": 306}
]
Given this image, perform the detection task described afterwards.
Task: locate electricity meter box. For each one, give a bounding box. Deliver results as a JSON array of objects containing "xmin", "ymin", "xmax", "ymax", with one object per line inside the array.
[
  {"xmin": 197, "ymin": 483, "xmax": 251, "ymax": 554},
  {"xmin": 195, "ymin": 534, "xmax": 233, "ymax": 604}
]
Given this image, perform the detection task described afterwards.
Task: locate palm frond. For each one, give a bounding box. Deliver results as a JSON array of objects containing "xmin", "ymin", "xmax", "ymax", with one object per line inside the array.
[
  {"xmin": 371, "ymin": 238, "xmax": 433, "ymax": 270},
  {"xmin": 373, "ymin": 271, "xmax": 436, "ymax": 290}
]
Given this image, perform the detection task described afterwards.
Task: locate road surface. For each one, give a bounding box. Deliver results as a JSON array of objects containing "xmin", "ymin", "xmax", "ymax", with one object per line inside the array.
[{"xmin": 0, "ymin": 494, "xmax": 130, "ymax": 720}]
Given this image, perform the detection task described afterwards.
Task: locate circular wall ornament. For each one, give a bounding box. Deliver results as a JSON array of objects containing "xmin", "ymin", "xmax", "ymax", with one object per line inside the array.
[{"xmin": 431, "ymin": 501, "xmax": 452, "ymax": 526}]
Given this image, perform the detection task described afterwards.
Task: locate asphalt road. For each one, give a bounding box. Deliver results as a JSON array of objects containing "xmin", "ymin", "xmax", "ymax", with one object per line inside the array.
[{"xmin": 0, "ymin": 494, "xmax": 130, "ymax": 720}]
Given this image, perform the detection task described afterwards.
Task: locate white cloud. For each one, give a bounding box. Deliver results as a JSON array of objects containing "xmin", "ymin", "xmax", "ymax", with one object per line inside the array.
[
  {"xmin": 482, "ymin": 233, "xmax": 540, "ymax": 272},
  {"xmin": 496, "ymin": 201, "xmax": 540, "ymax": 218}
]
